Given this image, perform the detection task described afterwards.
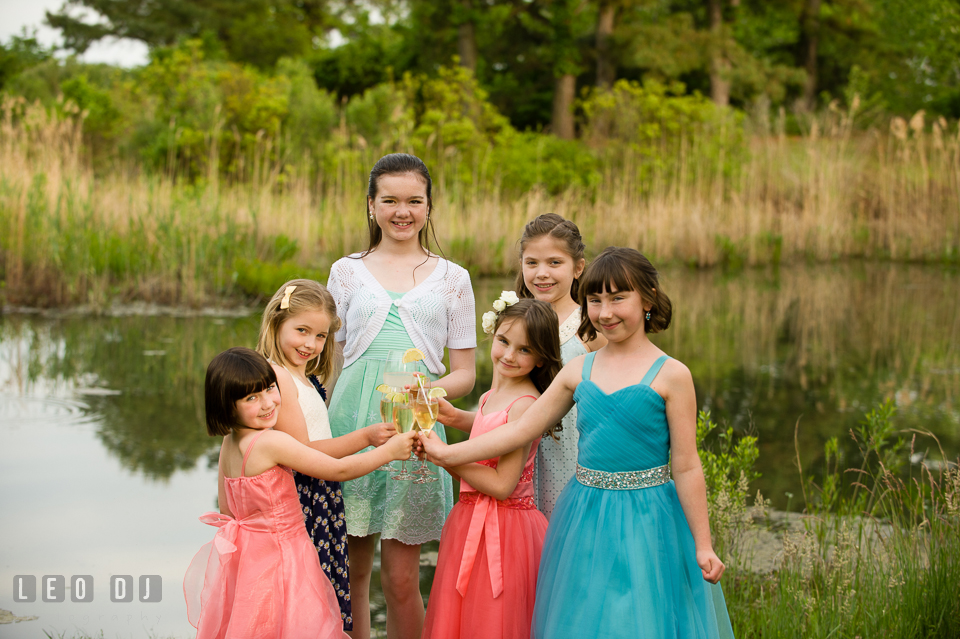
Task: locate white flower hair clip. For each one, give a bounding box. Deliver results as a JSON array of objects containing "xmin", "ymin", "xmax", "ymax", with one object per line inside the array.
[{"xmin": 481, "ymin": 290, "xmax": 520, "ymax": 334}]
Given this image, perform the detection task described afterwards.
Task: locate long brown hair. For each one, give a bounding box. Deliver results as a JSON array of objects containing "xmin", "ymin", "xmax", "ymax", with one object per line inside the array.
[
  {"xmin": 256, "ymin": 279, "xmax": 342, "ymax": 383},
  {"xmin": 356, "ymin": 154, "xmax": 445, "ymax": 281},
  {"xmin": 514, "ymin": 213, "xmax": 586, "ymax": 301},
  {"xmin": 577, "ymin": 247, "xmax": 673, "ymax": 343},
  {"xmin": 493, "ymin": 299, "xmax": 563, "ymax": 436}
]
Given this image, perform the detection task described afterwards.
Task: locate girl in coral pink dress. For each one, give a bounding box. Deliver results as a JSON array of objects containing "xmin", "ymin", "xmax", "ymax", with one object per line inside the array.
[
  {"xmin": 422, "ymin": 298, "xmax": 561, "ymax": 639},
  {"xmin": 184, "ymin": 347, "xmax": 417, "ymax": 639}
]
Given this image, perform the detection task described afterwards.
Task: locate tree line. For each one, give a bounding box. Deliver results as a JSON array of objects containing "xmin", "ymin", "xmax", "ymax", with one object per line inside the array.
[{"xmin": 7, "ymin": 0, "xmax": 959, "ymax": 136}]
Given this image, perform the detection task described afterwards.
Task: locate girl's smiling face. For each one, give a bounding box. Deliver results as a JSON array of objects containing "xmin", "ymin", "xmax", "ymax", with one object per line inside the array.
[
  {"xmin": 234, "ymin": 383, "xmax": 281, "ymax": 430},
  {"xmin": 491, "ymin": 319, "xmax": 543, "ymax": 379},
  {"xmin": 369, "ymin": 173, "xmax": 429, "ymax": 244},
  {"xmin": 277, "ymin": 310, "xmax": 331, "ymax": 375},
  {"xmin": 586, "ymin": 286, "xmax": 650, "ymax": 341},
  {"xmin": 521, "ymin": 235, "xmax": 584, "ymax": 307}
]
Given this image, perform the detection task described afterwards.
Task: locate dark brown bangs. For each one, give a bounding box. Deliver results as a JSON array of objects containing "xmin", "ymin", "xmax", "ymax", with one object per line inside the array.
[
  {"xmin": 227, "ymin": 354, "xmax": 277, "ymax": 403},
  {"xmin": 577, "ymin": 247, "xmax": 641, "ymax": 302},
  {"xmin": 205, "ymin": 347, "xmax": 278, "ymax": 436}
]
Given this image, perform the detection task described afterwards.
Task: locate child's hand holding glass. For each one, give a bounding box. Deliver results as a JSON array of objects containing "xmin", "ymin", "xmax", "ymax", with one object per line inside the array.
[
  {"xmin": 418, "ymin": 429, "xmax": 451, "ymax": 468},
  {"xmin": 383, "ymin": 429, "xmax": 418, "ymax": 462},
  {"xmin": 363, "ymin": 421, "xmax": 398, "ymax": 447}
]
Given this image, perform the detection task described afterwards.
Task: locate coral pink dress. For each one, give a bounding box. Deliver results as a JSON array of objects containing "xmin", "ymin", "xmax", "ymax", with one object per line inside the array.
[
  {"xmin": 423, "ymin": 392, "xmax": 548, "ymax": 639},
  {"xmin": 184, "ymin": 430, "xmax": 349, "ymax": 639}
]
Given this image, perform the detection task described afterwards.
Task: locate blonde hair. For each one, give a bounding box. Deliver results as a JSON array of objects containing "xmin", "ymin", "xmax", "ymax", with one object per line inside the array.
[{"xmin": 256, "ymin": 279, "xmax": 342, "ymax": 383}]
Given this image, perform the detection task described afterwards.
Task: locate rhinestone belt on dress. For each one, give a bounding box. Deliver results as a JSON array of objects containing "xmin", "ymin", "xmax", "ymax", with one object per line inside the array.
[{"xmin": 575, "ymin": 463, "xmax": 670, "ymax": 490}]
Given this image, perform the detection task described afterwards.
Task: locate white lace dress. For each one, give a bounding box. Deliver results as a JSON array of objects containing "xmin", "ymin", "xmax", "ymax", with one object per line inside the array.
[{"xmin": 534, "ymin": 307, "xmax": 588, "ymax": 520}]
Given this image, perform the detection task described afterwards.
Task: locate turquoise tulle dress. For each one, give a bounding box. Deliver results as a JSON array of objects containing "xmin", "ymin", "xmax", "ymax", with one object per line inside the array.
[{"xmin": 532, "ymin": 352, "xmax": 735, "ymax": 639}]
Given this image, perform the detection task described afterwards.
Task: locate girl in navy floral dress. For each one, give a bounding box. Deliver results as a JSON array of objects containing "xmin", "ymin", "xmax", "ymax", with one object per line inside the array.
[{"xmin": 257, "ymin": 279, "xmax": 397, "ymax": 630}]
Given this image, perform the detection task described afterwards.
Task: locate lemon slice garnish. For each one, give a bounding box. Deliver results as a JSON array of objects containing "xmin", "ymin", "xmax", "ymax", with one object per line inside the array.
[
  {"xmin": 428, "ymin": 387, "xmax": 447, "ymax": 399},
  {"xmin": 375, "ymin": 383, "xmax": 392, "ymax": 394},
  {"xmin": 402, "ymin": 348, "xmax": 425, "ymax": 363}
]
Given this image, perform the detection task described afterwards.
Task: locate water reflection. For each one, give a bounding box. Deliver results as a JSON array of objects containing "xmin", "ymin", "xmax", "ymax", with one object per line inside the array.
[
  {"xmin": 0, "ymin": 263, "xmax": 957, "ymax": 637},
  {"xmin": 1, "ymin": 314, "xmax": 260, "ymax": 480},
  {"xmin": 2, "ymin": 264, "xmax": 958, "ymax": 493},
  {"xmin": 474, "ymin": 264, "xmax": 960, "ymax": 506}
]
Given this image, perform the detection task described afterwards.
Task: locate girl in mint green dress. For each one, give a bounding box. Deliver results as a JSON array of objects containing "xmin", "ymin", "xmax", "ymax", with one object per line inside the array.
[{"xmin": 326, "ymin": 153, "xmax": 477, "ymax": 639}]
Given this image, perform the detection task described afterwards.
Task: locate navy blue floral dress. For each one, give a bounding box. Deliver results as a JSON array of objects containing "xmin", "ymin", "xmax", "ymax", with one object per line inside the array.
[{"xmin": 293, "ymin": 376, "xmax": 352, "ymax": 631}]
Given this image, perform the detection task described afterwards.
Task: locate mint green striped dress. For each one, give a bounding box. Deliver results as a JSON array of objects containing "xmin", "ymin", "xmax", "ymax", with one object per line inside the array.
[{"xmin": 328, "ymin": 291, "xmax": 453, "ymax": 544}]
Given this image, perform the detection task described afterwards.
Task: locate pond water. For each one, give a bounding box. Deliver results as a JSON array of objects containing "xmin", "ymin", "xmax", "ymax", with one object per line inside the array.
[{"xmin": 1, "ymin": 262, "xmax": 958, "ymax": 638}]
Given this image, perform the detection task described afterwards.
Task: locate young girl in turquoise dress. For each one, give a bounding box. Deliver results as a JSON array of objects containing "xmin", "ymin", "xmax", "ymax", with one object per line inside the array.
[
  {"xmin": 423, "ymin": 298, "xmax": 560, "ymax": 639},
  {"xmin": 326, "ymin": 153, "xmax": 477, "ymax": 639},
  {"xmin": 256, "ymin": 279, "xmax": 399, "ymax": 631},
  {"xmin": 514, "ymin": 214, "xmax": 606, "ymax": 520},
  {"xmin": 184, "ymin": 347, "xmax": 416, "ymax": 639},
  {"xmin": 421, "ymin": 247, "xmax": 735, "ymax": 639}
]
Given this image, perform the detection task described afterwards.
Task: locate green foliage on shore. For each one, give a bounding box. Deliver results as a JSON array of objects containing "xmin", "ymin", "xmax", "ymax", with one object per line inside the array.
[{"xmin": 700, "ymin": 403, "xmax": 960, "ymax": 638}]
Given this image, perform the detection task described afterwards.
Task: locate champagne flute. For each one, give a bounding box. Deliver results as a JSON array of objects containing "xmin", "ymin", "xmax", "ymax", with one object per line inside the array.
[
  {"xmin": 379, "ymin": 350, "xmax": 417, "ymax": 472},
  {"xmin": 391, "ymin": 391, "xmax": 418, "ymax": 481},
  {"xmin": 374, "ymin": 389, "xmax": 400, "ymax": 472},
  {"xmin": 412, "ymin": 385, "xmax": 440, "ymax": 483}
]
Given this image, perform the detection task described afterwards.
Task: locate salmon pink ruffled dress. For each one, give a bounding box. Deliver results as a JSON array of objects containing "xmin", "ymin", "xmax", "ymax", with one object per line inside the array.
[
  {"xmin": 184, "ymin": 430, "xmax": 349, "ymax": 639},
  {"xmin": 422, "ymin": 392, "xmax": 548, "ymax": 639}
]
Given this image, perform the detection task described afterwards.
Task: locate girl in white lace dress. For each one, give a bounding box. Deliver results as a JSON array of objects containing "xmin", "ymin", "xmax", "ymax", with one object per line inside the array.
[
  {"xmin": 514, "ymin": 214, "xmax": 606, "ymax": 519},
  {"xmin": 326, "ymin": 154, "xmax": 477, "ymax": 639}
]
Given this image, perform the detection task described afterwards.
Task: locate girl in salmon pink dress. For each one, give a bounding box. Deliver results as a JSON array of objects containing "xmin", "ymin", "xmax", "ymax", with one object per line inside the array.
[
  {"xmin": 184, "ymin": 348, "xmax": 417, "ymax": 639},
  {"xmin": 422, "ymin": 298, "xmax": 561, "ymax": 639}
]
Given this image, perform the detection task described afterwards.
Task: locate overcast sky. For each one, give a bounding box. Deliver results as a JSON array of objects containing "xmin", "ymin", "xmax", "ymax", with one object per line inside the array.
[{"xmin": 0, "ymin": 0, "xmax": 149, "ymax": 67}]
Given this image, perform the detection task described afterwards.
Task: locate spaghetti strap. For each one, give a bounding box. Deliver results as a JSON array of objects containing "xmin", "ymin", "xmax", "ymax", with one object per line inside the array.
[
  {"xmin": 240, "ymin": 429, "xmax": 269, "ymax": 478},
  {"xmin": 504, "ymin": 395, "xmax": 538, "ymax": 414},
  {"xmin": 478, "ymin": 391, "xmax": 492, "ymax": 413},
  {"xmin": 639, "ymin": 355, "xmax": 670, "ymax": 387},
  {"xmin": 581, "ymin": 351, "xmax": 597, "ymax": 381}
]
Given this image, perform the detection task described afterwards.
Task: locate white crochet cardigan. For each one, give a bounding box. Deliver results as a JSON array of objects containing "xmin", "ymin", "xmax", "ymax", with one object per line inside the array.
[{"xmin": 327, "ymin": 255, "xmax": 477, "ymax": 375}]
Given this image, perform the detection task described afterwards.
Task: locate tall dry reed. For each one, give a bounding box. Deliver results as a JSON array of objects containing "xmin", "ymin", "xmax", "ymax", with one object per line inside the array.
[{"xmin": 1, "ymin": 96, "xmax": 958, "ymax": 307}]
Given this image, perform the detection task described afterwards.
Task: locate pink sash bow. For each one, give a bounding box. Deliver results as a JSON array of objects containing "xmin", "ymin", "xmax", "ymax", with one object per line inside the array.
[
  {"xmin": 185, "ymin": 511, "xmax": 272, "ymax": 631},
  {"xmin": 455, "ymin": 493, "xmax": 504, "ymax": 598},
  {"xmin": 198, "ymin": 512, "xmax": 242, "ymax": 556}
]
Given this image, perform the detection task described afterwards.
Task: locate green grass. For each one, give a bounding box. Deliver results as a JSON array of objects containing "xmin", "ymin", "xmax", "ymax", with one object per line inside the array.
[{"xmin": 702, "ymin": 404, "xmax": 960, "ymax": 638}]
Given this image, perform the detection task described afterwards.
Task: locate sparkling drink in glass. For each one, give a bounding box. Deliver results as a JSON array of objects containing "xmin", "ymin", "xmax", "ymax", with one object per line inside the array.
[
  {"xmin": 413, "ymin": 388, "xmax": 440, "ymax": 482},
  {"xmin": 374, "ymin": 391, "xmax": 400, "ymax": 472},
  {"xmin": 392, "ymin": 393, "xmax": 417, "ymax": 481}
]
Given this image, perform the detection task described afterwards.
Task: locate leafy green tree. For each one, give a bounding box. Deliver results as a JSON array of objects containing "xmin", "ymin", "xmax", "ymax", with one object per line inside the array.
[
  {"xmin": 0, "ymin": 32, "xmax": 53, "ymax": 91},
  {"xmin": 310, "ymin": 20, "xmax": 409, "ymax": 98},
  {"xmin": 614, "ymin": 1, "xmax": 804, "ymax": 107},
  {"xmin": 542, "ymin": 0, "xmax": 591, "ymax": 139},
  {"xmin": 391, "ymin": 0, "xmax": 565, "ymax": 130},
  {"xmin": 45, "ymin": 0, "xmax": 333, "ymax": 69},
  {"xmin": 868, "ymin": 0, "xmax": 960, "ymax": 115}
]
